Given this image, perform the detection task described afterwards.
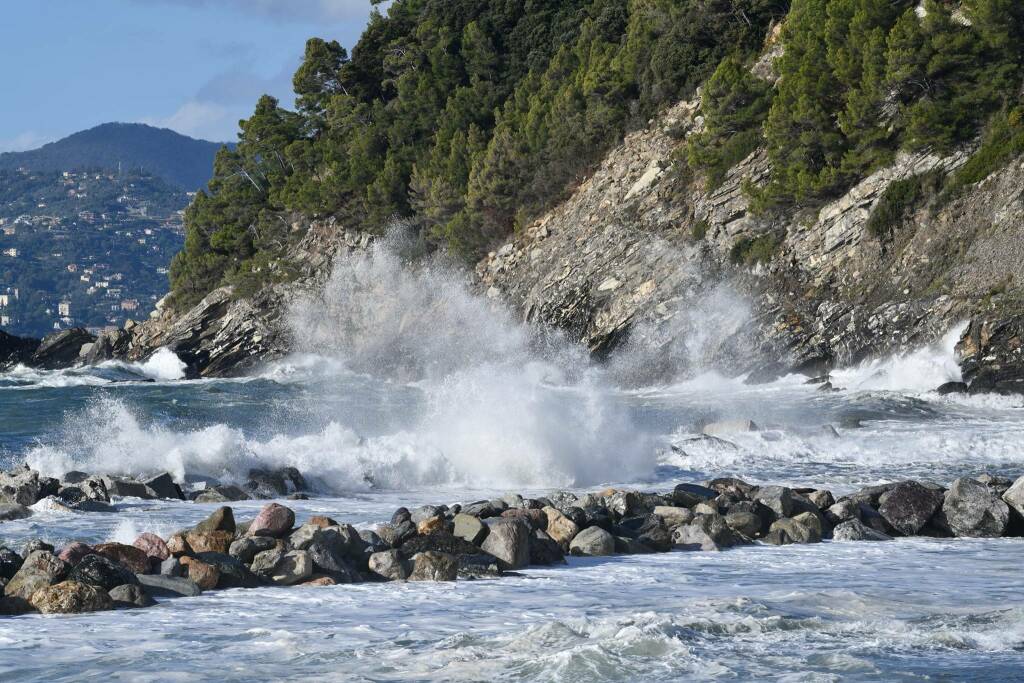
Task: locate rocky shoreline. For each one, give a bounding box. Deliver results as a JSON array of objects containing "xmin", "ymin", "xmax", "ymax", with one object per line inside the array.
[{"xmin": 2, "ymin": 463, "xmax": 1023, "ymax": 616}]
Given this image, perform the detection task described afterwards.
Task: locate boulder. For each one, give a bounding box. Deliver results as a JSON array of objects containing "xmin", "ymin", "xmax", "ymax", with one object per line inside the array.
[
  {"xmin": 245, "ymin": 467, "xmax": 306, "ymax": 498},
  {"xmin": 69, "ymin": 554, "xmax": 139, "ymax": 591},
  {"xmin": 725, "ymin": 510, "xmax": 762, "ymax": 538},
  {"xmin": 1002, "ymin": 476, "xmax": 1024, "ymax": 518},
  {"xmin": 569, "ymin": 526, "xmax": 616, "ymax": 557},
  {"xmin": 21, "ymin": 539, "xmax": 54, "ymax": 558},
  {"xmin": 160, "ymin": 557, "xmax": 183, "ymax": 577},
  {"xmin": 109, "ymin": 583, "xmax": 155, "ymax": 608},
  {"xmin": 693, "ymin": 502, "xmax": 718, "ymax": 516},
  {"xmin": 457, "ymin": 554, "xmax": 504, "ymax": 578},
  {"xmin": 636, "ymin": 516, "xmax": 673, "ymax": 552},
  {"xmin": 672, "ymin": 514, "xmax": 742, "ymax": 551},
  {"xmin": 368, "ymin": 551, "xmax": 411, "ymax": 581},
  {"xmin": 195, "ymin": 552, "xmax": 262, "ymax": 589},
  {"xmin": 825, "ymin": 499, "xmax": 860, "ymax": 525},
  {"xmin": 194, "ymin": 485, "xmax": 250, "ymax": 503},
  {"xmin": 30, "ymin": 328, "xmax": 95, "ymax": 369},
  {"xmin": 305, "ymin": 527, "xmax": 364, "ymax": 580},
  {"xmin": 807, "ymin": 490, "xmax": 835, "ymax": 510},
  {"xmin": 104, "ymin": 477, "xmax": 158, "ymax": 500},
  {"xmin": 480, "ymin": 519, "xmax": 530, "ymax": 569},
  {"xmin": 417, "ymin": 516, "xmax": 446, "ymax": 535},
  {"xmin": 500, "ymin": 507, "xmax": 548, "ymax": 530},
  {"xmin": 877, "ymin": 481, "xmax": 944, "ymax": 536},
  {"xmin": 92, "ymin": 543, "xmax": 151, "ymax": 574},
  {"xmin": 0, "ymin": 503, "xmax": 32, "ymax": 521},
  {"xmin": 942, "ymin": 478, "xmax": 1010, "ymax": 538},
  {"xmin": 542, "ymin": 507, "xmax": 580, "ymax": 548},
  {"xmin": 166, "ymin": 533, "xmax": 192, "ymax": 556},
  {"xmin": 411, "ymin": 505, "xmax": 445, "ymax": 525},
  {"xmin": 753, "ymin": 486, "xmax": 793, "ymax": 520},
  {"xmin": 453, "ymin": 513, "xmax": 489, "ymax": 545},
  {"xmin": 0, "ymin": 465, "xmax": 41, "ymax": 506},
  {"xmin": 672, "ymin": 483, "xmax": 718, "ymax": 508},
  {"xmin": 299, "ymin": 576, "xmax": 337, "ymax": 587},
  {"xmin": 180, "ymin": 557, "xmax": 220, "ymax": 590},
  {"xmin": 0, "ymin": 547, "xmax": 23, "ymax": 580},
  {"xmin": 529, "ymin": 529, "xmax": 567, "ymax": 565},
  {"xmin": 57, "ymin": 542, "xmax": 92, "ymax": 566},
  {"xmin": 31, "ymin": 581, "xmax": 113, "ymax": 614},
  {"xmin": 652, "ymin": 506, "xmax": 694, "ymax": 529},
  {"xmin": 250, "ymin": 549, "xmax": 312, "ymax": 586},
  {"xmin": 248, "ymin": 503, "xmax": 295, "ymax": 538},
  {"xmin": 133, "ymin": 533, "xmax": 171, "ymax": 562},
  {"xmin": 229, "ymin": 536, "xmax": 279, "ymax": 565},
  {"xmin": 461, "ymin": 500, "xmax": 501, "ymax": 518},
  {"xmin": 194, "ymin": 506, "xmax": 236, "ymax": 534},
  {"xmin": 376, "ymin": 520, "xmax": 416, "ymax": 548},
  {"xmin": 4, "ymin": 550, "xmax": 68, "ymax": 610},
  {"xmin": 184, "ymin": 530, "xmax": 233, "ymax": 554},
  {"xmin": 136, "ymin": 573, "xmax": 202, "ymax": 598},
  {"xmin": 832, "ymin": 519, "xmax": 893, "ymax": 541},
  {"xmin": 143, "ymin": 472, "xmax": 184, "ymax": 500},
  {"xmin": 409, "ymin": 552, "xmax": 458, "ymax": 582},
  {"xmin": 769, "ymin": 514, "xmax": 822, "ymax": 544}
]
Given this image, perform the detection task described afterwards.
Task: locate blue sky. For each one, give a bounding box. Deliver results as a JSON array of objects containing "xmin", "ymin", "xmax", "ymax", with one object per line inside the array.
[{"xmin": 0, "ymin": 0, "xmax": 378, "ymax": 151}]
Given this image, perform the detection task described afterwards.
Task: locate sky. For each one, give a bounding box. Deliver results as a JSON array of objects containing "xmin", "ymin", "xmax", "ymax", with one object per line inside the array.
[{"xmin": 0, "ymin": 0, "xmax": 379, "ymax": 152}]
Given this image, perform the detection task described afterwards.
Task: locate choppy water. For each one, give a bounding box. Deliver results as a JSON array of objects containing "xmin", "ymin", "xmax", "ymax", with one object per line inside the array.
[{"xmin": 1, "ymin": 242, "xmax": 1023, "ymax": 681}]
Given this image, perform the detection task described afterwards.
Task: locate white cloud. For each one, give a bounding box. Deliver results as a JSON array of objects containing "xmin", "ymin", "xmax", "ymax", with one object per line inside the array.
[
  {"xmin": 141, "ymin": 0, "xmax": 377, "ymax": 23},
  {"xmin": 142, "ymin": 101, "xmax": 237, "ymax": 142},
  {"xmin": 0, "ymin": 131, "xmax": 54, "ymax": 154}
]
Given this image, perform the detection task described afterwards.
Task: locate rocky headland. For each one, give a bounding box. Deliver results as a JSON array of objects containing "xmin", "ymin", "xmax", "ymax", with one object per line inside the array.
[{"xmin": 2, "ymin": 461, "xmax": 1024, "ymax": 615}]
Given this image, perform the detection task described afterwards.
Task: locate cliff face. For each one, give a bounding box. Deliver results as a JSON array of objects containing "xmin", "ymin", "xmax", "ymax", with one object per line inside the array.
[{"xmin": 475, "ymin": 93, "xmax": 1024, "ymax": 389}]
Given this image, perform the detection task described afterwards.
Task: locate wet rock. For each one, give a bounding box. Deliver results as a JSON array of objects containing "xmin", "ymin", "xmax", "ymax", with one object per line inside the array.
[
  {"xmin": 180, "ymin": 557, "xmax": 220, "ymax": 590},
  {"xmin": 877, "ymin": 481, "xmax": 945, "ymax": 536},
  {"xmin": 0, "ymin": 503, "xmax": 32, "ymax": 521},
  {"xmin": 832, "ymin": 519, "xmax": 893, "ymax": 541},
  {"xmin": 62, "ymin": 471, "xmax": 91, "ymax": 485},
  {"xmin": 762, "ymin": 528, "xmax": 795, "ymax": 545},
  {"xmin": 569, "ymin": 526, "xmax": 616, "ymax": 556},
  {"xmin": 133, "ymin": 533, "xmax": 171, "ymax": 562},
  {"xmin": 22, "ymin": 539, "xmax": 54, "ymax": 558},
  {"xmin": 195, "ymin": 552, "xmax": 262, "ymax": 589},
  {"xmin": 229, "ymin": 536, "xmax": 279, "ymax": 565},
  {"xmin": 160, "ymin": 557, "xmax": 183, "ymax": 577},
  {"xmin": 143, "ymin": 472, "xmax": 184, "ymax": 500},
  {"xmin": 183, "ymin": 530, "xmax": 233, "ymax": 555},
  {"xmin": 359, "ymin": 529, "xmax": 387, "ymax": 553},
  {"xmin": 69, "ymin": 554, "xmax": 139, "ymax": 591},
  {"xmin": 0, "ymin": 547, "xmax": 23, "ymax": 581},
  {"xmin": 376, "ymin": 520, "xmax": 417, "ymax": 548},
  {"xmin": 807, "ymin": 490, "xmax": 835, "ymax": 510},
  {"xmin": 248, "ymin": 503, "xmax": 295, "ymax": 538},
  {"xmin": 707, "ymin": 477, "xmax": 755, "ymax": 498},
  {"xmin": 542, "ymin": 507, "xmax": 580, "ymax": 548},
  {"xmin": 725, "ymin": 510, "xmax": 762, "ymax": 538},
  {"xmin": 937, "ymin": 381, "xmax": 969, "ymax": 395},
  {"xmin": 31, "ymin": 581, "xmax": 113, "ymax": 614},
  {"xmin": 0, "ymin": 465, "xmax": 41, "ymax": 506},
  {"xmin": 615, "ymin": 536, "xmax": 655, "ymax": 554},
  {"xmin": 848, "ymin": 484, "xmax": 896, "ymax": 508},
  {"xmin": 453, "ymin": 513, "xmax": 489, "ymax": 545},
  {"xmin": 368, "ymin": 551, "xmax": 411, "ymax": 581},
  {"xmin": 457, "ymin": 554, "xmax": 503, "ymax": 578},
  {"xmin": 633, "ymin": 516, "xmax": 672, "ymax": 552},
  {"xmin": 136, "ymin": 573, "xmax": 202, "ymax": 598},
  {"xmin": 251, "ymin": 549, "xmax": 312, "ymax": 586},
  {"xmin": 109, "ymin": 583, "xmax": 155, "ymax": 608},
  {"xmin": 4, "ymin": 550, "xmax": 68, "ymax": 610},
  {"xmin": 529, "ymin": 529, "xmax": 567, "ymax": 565},
  {"xmin": 30, "ymin": 328, "xmax": 95, "ymax": 369},
  {"xmin": 1002, "ymin": 476, "xmax": 1024, "ymax": 518},
  {"xmin": 942, "ymin": 478, "xmax": 1010, "ymax": 538},
  {"xmin": 461, "ymin": 500, "xmax": 501, "ymax": 518},
  {"xmin": 305, "ymin": 527, "xmax": 364, "ymax": 579},
  {"xmin": 480, "ymin": 519, "xmax": 530, "ymax": 569},
  {"xmin": 753, "ymin": 486, "xmax": 793, "ymax": 520},
  {"xmin": 672, "ymin": 514, "xmax": 742, "ymax": 551},
  {"xmin": 769, "ymin": 514, "xmax": 822, "ymax": 544},
  {"xmin": 672, "ymin": 483, "xmax": 718, "ymax": 508},
  {"xmin": 194, "ymin": 485, "xmax": 250, "ymax": 503},
  {"xmin": 299, "ymin": 575, "xmax": 337, "ymax": 587},
  {"xmin": 104, "ymin": 477, "xmax": 158, "ymax": 500},
  {"xmin": 409, "ymin": 551, "xmax": 458, "ymax": 581},
  {"xmin": 194, "ymin": 506, "xmax": 236, "ymax": 534},
  {"xmin": 245, "ymin": 467, "xmax": 306, "ymax": 499},
  {"xmin": 825, "ymin": 499, "xmax": 860, "ymax": 525}
]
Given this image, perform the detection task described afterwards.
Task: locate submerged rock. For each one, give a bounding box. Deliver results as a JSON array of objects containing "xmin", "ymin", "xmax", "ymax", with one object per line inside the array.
[{"xmin": 0, "ymin": 503, "xmax": 32, "ymax": 521}]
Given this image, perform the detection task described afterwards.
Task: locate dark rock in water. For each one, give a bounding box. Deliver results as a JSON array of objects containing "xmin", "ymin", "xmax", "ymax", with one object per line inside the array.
[
  {"xmin": 770, "ymin": 513, "xmax": 822, "ymax": 544},
  {"xmin": 807, "ymin": 490, "xmax": 835, "ymax": 510},
  {"xmin": 877, "ymin": 481, "xmax": 945, "ymax": 536},
  {"xmin": 481, "ymin": 519, "xmax": 531, "ymax": 569},
  {"xmin": 857, "ymin": 504, "xmax": 895, "ymax": 536},
  {"xmin": 69, "ymin": 555, "xmax": 139, "ymax": 591},
  {"xmin": 377, "ymin": 520, "xmax": 417, "ymax": 548},
  {"xmin": 936, "ymin": 381, "xmax": 969, "ymax": 395},
  {"xmin": 109, "ymin": 583, "xmax": 155, "ymax": 608},
  {"xmin": 251, "ymin": 549, "xmax": 313, "ymax": 586},
  {"xmin": 195, "ymin": 506, "xmax": 236, "ymax": 534},
  {"xmin": 725, "ymin": 510, "xmax": 763, "ymax": 538},
  {"xmin": 460, "ymin": 500, "xmax": 501, "ymax": 518},
  {"xmin": 580, "ymin": 506, "xmax": 614, "ymax": 532},
  {"xmin": 31, "ymin": 580, "xmax": 113, "ymax": 614},
  {"xmin": 707, "ymin": 477, "xmax": 755, "ymax": 498},
  {"xmin": 569, "ymin": 525, "xmax": 616, "ymax": 556},
  {"xmin": 104, "ymin": 477, "xmax": 158, "ymax": 500},
  {"xmin": 753, "ymin": 486, "xmax": 793, "ymax": 520},
  {"xmin": 29, "ymin": 328, "xmax": 95, "ymax": 370},
  {"xmin": 136, "ymin": 573, "xmax": 202, "ymax": 598},
  {"xmin": 358, "ymin": 529, "xmax": 387, "ymax": 553},
  {"xmin": 0, "ymin": 547, "xmax": 23, "ymax": 580},
  {"xmin": 408, "ymin": 551, "xmax": 458, "ymax": 582},
  {"xmin": 0, "ymin": 330, "xmax": 40, "ymax": 368},
  {"xmin": 942, "ymin": 478, "xmax": 1010, "ymax": 538},
  {"xmin": 72, "ymin": 500, "xmax": 118, "ymax": 513},
  {"xmin": 762, "ymin": 528, "xmax": 794, "ymax": 546},
  {"xmin": 832, "ymin": 519, "xmax": 893, "ymax": 541},
  {"xmin": 672, "ymin": 483, "xmax": 718, "ymax": 508},
  {"xmin": 368, "ymin": 551, "xmax": 410, "ymax": 581},
  {"xmin": 848, "ymin": 484, "xmax": 896, "ymax": 507},
  {"xmin": 228, "ymin": 536, "xmax": 279, "ymax": 565},
  {"xmin": 636, "ymin": 516, "xmax": 673, "ymax": 552},
  {"xmin": 195, "ymin": 552, "xmax": 263, "ymax": 588},
  {"xmin": 528, "ymin": 529, "xmax": 566, "ymax": 565},
  {"xmin": 0, "ymin": 503, "xmax": 32, "ymax": 521},
  {"xmin": 673, "ymin": 514, "xmax": 744, "ymax": 551},
  {"xmin": 615, "ymin": 535, "xmax": 656, "ymax": 554},
  {"xmin": 62, "ymin": 471, "xmax": 91, "ymax": 485},
  {"xmin": 245, "ymin": 467, "xmax": 307, "ymax": 499},
  {"xmin": 457, "ymin": 554, "xmax": 503, "ymax": 578},
  {"xmin": 397, "ymin": 532, "xmax": 488, "ymax": 561},
  {"xmin": 4, "ymin": 551, "xmax": 68, "ymax": 611},
  {"xmin": 501, "ymin": 507, "xmax": 548, "ymax": 530},
  {"xmin": 83, "ymin": 328, "xmax": 130, "ymax": 365},
  {"xmin": 411, "ymin": 505, "xmax": 445, "ymax": 525},
  {"xmin": 144, "ymin": 472, "xmax": 184, "ymax": 500},
  {"xmin": 0, "ymin": 465, "xmax": 42, "ymax": 506},
  {"xmin": 22, "ymin": 539, "xmax": 54, "ymax": 559},
  {"xmin": 194, "ymin": 485, "xmax": 250, "ymax": 503},
  {"xmin": 304, "ymin": 527, "xmax": 365, "ymax": 579}
]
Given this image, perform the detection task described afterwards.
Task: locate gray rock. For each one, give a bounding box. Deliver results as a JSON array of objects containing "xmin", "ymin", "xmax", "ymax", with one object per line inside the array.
[
  {"xmin": 229, "ymin": 536, "xmax": 278, "ymax": 565},
  {"xmin": 109, "ymin": 583, "xmax": 155, "ymax": 608},
  {"xmin": 652, "ymin": 505, "xmax": 694, "ymax": 529},
  {"xmin": 753, "ymin": 486, "xmax": 793, "ymax": 520},
  {"xmin": 194, "ymin": 485, "xmax": 250, "ymax": 503},
  {"xmin": 0, "ymin": 503, "xmax": 32, "ymax": 521},
  {"xmin": 480, "ymin": 519, "xmax": 530, "ymax": 569},
  {"xmin": 368, "ymin": 550, "xmax": 410, "ymax": 581},
  {"xmin": 569, "ymin": 526, "xmax": 616, "ymax": 556},
  {"xmin": 411, "ymin": 505, "xmax": 445, "ymax": 525},
  {"xmin": 62, "ymin": 471, "xmax": 91, "ymax": 485},
  {"xmin": 251, "ymin": 548, "xmax": 312, "ymax": 585},
  {"xmin": 672, "ymin": 483, "xmax": 718, "ymax": 508},
  {"xmin": 143, "ymin": 472, "xmax": 183, "ymax": 500},
  {"xmin": 159, "ymin": 557, "xmax": 183, "ymax": 577},
  {"xmin": 725, "ymin": 510, "xmax": 762, "ymax": 538},
  {"xmin": 769, "ymin": 514, "xmax": 822, "ymax": 544},
  {"xmin": 672, "ymin": 514, "xmax": 742, "ymax": 551},
  {"xmin": 69, "ymin": 554, "xmax": 139, "ymax": 591},
  {"xmin": 453, "ymin": 513, "xmax": 489, "ymax": 545},
  {"xmin": 195, "ymin": 552, "xmax": 262, "ymax": 588},
  {"xmin": 528, "ymin": 529, "xmax": 567, "ymax": 565},
  {"xmin": 104, "ymin": 477, "xmax": 158, "ymax": 500},
  {"xmin": 136, "ymin": 573, "xmax": 202, "ymax": 598},
  {"xmin": 4, "ymin": 550, "xmax": 68, "ymax": 610},
  {"xmin": 30, "ymin": 328, "xmax": 95, "ymax": 369},
  {"xmin": 832, "ymin": 519, "xmax": 893, "ymax": 541},
  {"xmin": 878, "ymin": 481, "xmax": 944, "ymax": 536},
  {"xmin": 825, "ymin": 499, "xmax": 860, "ymax": 525},
  {"xmin": 807, "ymin": 490, "xmax": 835, "ymax": 510},
  {"xmin": 0, "ymin": 465, "xmax": 41, "ymax": 506},
  {"xmin": 1002, "ymin": 476, "xmax": 1024, "ymax": 518},
  {"xmin": 21, "ymin": 539, "xmax": 54, "ymax": 558},
  {"xmin": 457, "ymin": 554, "xmax": 503, "ymax": 578},
  {"xmin": 942, "ymin": 478, "xmax": 1010, "ymax": 538},
  {"xmin": 409, "ymin": 551, "xmax": 458, "ymax": 581},
  {"xmin": 306, "ymin": 527, "xmax": 364, "ymax": 579},
  {"xmin": 245, "ymin": 467, "xmax": 306, "ymax": 498}
]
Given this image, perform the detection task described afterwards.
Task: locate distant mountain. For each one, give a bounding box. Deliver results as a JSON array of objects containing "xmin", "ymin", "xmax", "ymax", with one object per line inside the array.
[{"xmin": 0, "ymin": 123, "xmax": 231, "ymax": 190}]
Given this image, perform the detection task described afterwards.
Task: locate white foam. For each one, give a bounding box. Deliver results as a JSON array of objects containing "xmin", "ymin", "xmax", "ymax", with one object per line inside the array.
[
  {"xmin": 830, "ymin": 323, "xmax": 968, "ymax": 393},
  {"xmin": 134, "ymin": 348, "xmax": 187, "ymax": 381}
]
